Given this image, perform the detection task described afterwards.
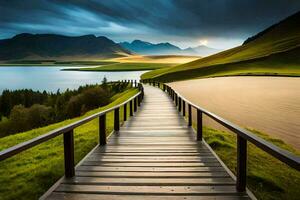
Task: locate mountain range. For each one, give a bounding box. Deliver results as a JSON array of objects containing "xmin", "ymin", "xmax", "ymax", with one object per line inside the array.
[
  {"xmin": 119, "ymin": 40, "xmax": 221, "ymax": 56},
  {"xmin": 0, "ymin": 33, "xmax": 221, "ymax": 61},
  {"xmin": 0, "ymin": 33, "xmax": 131, "ymax": 60}
]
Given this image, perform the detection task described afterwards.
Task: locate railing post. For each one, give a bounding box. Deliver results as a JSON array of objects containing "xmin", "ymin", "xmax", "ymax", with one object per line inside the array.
[
  {"xmin": 171, "ymin": 90, "xmax": 174, "ymax": 101},
  {"xmin": 130, "ymin": 100, "xmax": 133, "ymax": 116},
  {"xmin": 99, "ymin": 114, "xmax": 106, "ymax": 145},
  {"xmin": 63, "ymin": 130, "xmax": 75, "ymax": 178},
  {"xmin": 178, "ymin": 97, "xmax": 182, "ymax": 112},
  {"xmin": 197, "ymin": 109, "xmax": 203, "ymax": 141},
  {"xmin": 114, "ymin": 108, "xmax": 120, "ymax": 131},
  {"xmin": 134, "ymin": 80, "xmax": 137, "ymax": 87},
  {"xmin": 183, "ymin": 100, "xmax": 186, "ymax": 116},
  {"xmin": 138, "ymin": 94, "xmax": 141, "ymax": 107},
  {"xmin": 188, "ymin": 104, "xmax": 192, "ymax": 126},
  {"xmin": 123, "ymin": 103, "xmax": 127, "ymax": 121},
  {"xmin": 134, "ymin": 97, "xmax": 137, "ymax": 112},
  {"xmin": 175, "ymin": 94, "xmax": 178, "ymax": 106},
  {"xmin": 237, "ymin": 135, "xmax": 247, "ymax": 192}
]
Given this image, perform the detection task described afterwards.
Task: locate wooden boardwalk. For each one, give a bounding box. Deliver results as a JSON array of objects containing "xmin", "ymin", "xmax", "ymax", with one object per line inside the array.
[{"xmin": 44, "ymin": 85, "xmax": 250, "ymax": 199}]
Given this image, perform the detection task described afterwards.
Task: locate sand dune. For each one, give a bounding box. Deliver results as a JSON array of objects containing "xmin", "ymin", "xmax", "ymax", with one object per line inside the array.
[{"xmin": 169, "ymin": 77, "xmax": 300, "ymax": 150}]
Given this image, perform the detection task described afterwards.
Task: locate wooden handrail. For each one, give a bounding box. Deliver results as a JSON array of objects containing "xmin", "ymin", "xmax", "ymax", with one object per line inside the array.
[
  {"xmin": 143, "ymin": 80, "xmax": 300, "ymax": 192},
  {"xmin": 0, "ymin": 81, "xmax": 143, "ymax": 168}
]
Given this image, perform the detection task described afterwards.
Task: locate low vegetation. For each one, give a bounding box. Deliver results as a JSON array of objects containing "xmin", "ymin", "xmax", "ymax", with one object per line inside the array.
[
  {"xmin": 66, "ymin": 62, "xmax": 174, "ymax": 72},
  {"xmin": 0, "ymin": 88, "xmax": 138, "ymax": 200},
  {"xmin": 0, "ymin": 80, "xmax": 129, "ymax": 137},
  {"xmin": 202, "ymin": 126, "xmax": 300, "ymax": 200}
]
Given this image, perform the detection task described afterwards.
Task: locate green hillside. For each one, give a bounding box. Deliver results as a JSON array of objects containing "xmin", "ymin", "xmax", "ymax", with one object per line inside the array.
[{"xmin": 141, "ymin": 11, "xmax": 300, "ymax": 81}]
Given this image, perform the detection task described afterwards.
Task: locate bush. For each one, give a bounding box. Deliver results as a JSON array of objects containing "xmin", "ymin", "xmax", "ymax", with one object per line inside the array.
[
  {"xmin": 66, "ymin": 87, "xmax": 110, "ymax": 118},
  {"xmin": 4, "ymin": 104, "xmax": 53, "ymax": 134}
]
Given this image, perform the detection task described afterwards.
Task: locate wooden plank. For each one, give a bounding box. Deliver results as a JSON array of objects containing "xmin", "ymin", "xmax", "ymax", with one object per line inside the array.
[
  {"xmin": 121, "ymin": 126, "xmax": 188, "ymax": 130},
  {"xmin": 61, "ymin": 177, "xmax": 235, "ymax": 186},
  {"xmin": 55, "ymin": 184, "xmax": 241, "ymax": 195},
  {"xmin": 47, "ymin": 193, "xmax": 250, "ymax": 200},
  {"xmin": 96, "ymin": 145, "xmax": 208, "ymax": 148},
  {"xmin": 76, "ymin": 166, "xmax": 226, "ymax": 172},
  {"xmin": 75, "ymin": 171, "xmax": 230, "ymax": 178},
  {"xmin": 90, "ymin": 152, "xmax": 214, "ymax": 156},
  {"xmin": 81, "ymin": 161, "xmax": 222, "ymax": 167},
  {"xmin": 84, "ymin": 157, "xmax": 219, "ymax": 162}
]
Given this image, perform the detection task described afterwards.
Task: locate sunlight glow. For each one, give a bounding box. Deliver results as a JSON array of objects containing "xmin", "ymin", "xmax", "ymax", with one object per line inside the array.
[{"xmin": 199, "ymin": 39, "xmax": 208, "ymax": 46}]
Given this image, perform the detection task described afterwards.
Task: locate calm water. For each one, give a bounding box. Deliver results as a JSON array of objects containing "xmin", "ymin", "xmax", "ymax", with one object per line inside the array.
[{"xmin": 0, "ymin": 66, "xmax": 146, "ymax": 92}]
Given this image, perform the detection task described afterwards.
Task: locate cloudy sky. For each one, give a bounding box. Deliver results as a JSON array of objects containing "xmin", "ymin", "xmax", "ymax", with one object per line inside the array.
[{"xmin": 0, "ymin": 0, "xmax": 299, "ymax": 49}]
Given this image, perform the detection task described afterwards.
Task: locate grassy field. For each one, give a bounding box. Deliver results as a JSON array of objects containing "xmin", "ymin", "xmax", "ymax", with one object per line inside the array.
[
  {"xmin": 141, "ymin": 12, "xmax": 300, "ymax": 81},
  {"xmin": 65, "ymin": 62, "xmax": 175, "ymax": 72},
  {"xmin": 0, "ymin": 88, "xmax": 138, "ymax": 200},
  {"xmin": 169, "ymin": 106, "xmax": 300, "ymax": 200},
  {"xmin": 202, "ymin": 126, "xmax": 300, "ymax": 200}
]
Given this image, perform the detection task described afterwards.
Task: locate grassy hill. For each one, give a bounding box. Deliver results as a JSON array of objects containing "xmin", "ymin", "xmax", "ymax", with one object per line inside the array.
[{"xmin": 141, "ymin": 11, "xmax": 300, "ymax": 81}]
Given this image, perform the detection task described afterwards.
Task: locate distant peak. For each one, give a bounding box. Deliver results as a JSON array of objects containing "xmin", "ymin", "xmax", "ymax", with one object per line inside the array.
[
  {"xmin": 81, "ymin": 34, "xmax": 96, "ymax": 38},
  {"xmin": 12, "ymin": 33, "xmax": 34, "ymax": 39},
  {"xmin": 132, "ymin": 40, "xmax": 152, "ymax": 45}
]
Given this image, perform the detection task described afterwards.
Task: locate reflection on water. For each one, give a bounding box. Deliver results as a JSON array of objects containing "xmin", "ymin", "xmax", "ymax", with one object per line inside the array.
[{"xmin": 0, "ymin": 66, "xmax": 146, "ymax": 92}]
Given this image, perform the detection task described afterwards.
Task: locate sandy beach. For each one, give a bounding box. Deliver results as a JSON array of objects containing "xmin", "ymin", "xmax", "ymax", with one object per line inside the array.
[{"xmin": 169, "ymin": 77, "xmax": 300, "ymax": 150}]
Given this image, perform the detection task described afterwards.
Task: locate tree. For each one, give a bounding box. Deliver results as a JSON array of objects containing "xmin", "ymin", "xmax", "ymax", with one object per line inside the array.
[
  {"xmin": 9, "ymin": 105, "xmax": 29, "ymax": 133},
  {"xmin": 27, "ymin": 104, "xmax": 52, "ymax": 128}
]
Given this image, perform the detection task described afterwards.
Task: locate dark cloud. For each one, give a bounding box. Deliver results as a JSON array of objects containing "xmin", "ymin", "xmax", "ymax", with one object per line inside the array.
[{"xmin": 0, "ymin": 0, "xmax": 299, "ymax": 48}]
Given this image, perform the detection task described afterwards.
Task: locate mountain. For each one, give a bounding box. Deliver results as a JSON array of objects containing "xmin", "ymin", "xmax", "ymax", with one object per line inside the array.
[
  {"xmin": 184, "ymin": 45, "xmax": 221, "ymax": 56},
  {"xmin": 0, "ymin": 33, "xmax": 131, "ymax": 60},
  {"xmin": 142, "ymin": 11, "xmax": 300, "ymax": 81},
  {"xmin": 119, "ymin": 40, "xmax": 182, "ymax": 55},
  {"xmin": 119, "ymin": 40, "xmax": 220, "ymax": 56}
]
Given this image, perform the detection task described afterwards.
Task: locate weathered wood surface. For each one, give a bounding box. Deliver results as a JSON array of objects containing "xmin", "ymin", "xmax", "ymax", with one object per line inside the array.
[{"xmin": 44, "ymin": 85, "xmax": 250, "ymax": 199}]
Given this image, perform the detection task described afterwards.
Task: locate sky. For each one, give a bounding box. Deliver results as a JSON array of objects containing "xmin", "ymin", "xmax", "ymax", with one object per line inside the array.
[{"xmin": 0, "ymin": 0, "xmax": 299, "ymax": 49}]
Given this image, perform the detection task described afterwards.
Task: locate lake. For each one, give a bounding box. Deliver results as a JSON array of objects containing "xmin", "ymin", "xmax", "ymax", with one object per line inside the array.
[
  {"xmin": 170, "ymin": 77, "xmax": 300, "ymax": 150},
  {"xmin": 0, "ymin": 66, "xmax": 145, "ymax": 92}
]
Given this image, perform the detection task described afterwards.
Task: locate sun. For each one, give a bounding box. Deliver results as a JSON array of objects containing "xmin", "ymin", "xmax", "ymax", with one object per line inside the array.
[{"xmin": 199, "ymin": 39, "xmax": 208, "ymax": 46}]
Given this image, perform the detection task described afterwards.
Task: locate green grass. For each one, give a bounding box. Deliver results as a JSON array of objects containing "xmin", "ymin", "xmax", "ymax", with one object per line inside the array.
[
  {"xmin": 65, "ymin": 62, "xmax": 175, "ymax": 72},
  {"xmin": 201, "ymin": 126, "xmax": 300, "ymax": 200},
  {"xmin": 0, "ymin": 88, "xmax": 138, "ymax": 200},
  {"xmin": 142, "ymin": 47, "xmax": 300, "ymax": 81},
  {"xmin": 141, "ymin": 12, "xmax": 300, "ymax": 81}
]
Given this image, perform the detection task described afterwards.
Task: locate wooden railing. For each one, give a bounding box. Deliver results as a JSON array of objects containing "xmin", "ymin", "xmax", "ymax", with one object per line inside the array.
[
  {"xmin": 143, "ymin": 80, "xmax": 300, "ymax": 192},
  {"xmin": 0, "ymin": 80, "xmax": 144, "ymax": 178}
]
